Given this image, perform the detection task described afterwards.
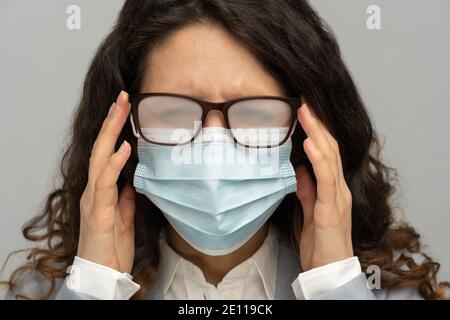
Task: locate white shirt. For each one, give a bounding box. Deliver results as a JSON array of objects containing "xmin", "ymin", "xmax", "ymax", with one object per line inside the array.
[
  {"xmin": 160, "ymin": 224, "xmax": 280, "ymax": 299},
  {"xmin": 65, "ymin": 224, "xmax": 361, "ymax": 300}
]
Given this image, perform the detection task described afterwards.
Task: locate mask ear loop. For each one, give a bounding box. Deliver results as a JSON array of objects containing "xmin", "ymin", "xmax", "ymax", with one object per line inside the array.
[{"xmin": 130, "ymin": 114, "xmax": 140, "ymax": 138}]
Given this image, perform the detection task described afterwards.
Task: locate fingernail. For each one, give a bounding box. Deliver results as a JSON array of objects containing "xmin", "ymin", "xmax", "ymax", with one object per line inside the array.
[
  {"xmin": 118, "ymin": 90, "xmax": 129, "ymax": 103},
  {"xmin": 118, "ymin": 141, "xmax": 129, "ymax": 153}
]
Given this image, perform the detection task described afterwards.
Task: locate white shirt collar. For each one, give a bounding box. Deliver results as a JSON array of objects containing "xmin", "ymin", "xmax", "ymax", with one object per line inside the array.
[{"xmin": 158, "ymin": 224, "xmax": 280, "ymax": 299}]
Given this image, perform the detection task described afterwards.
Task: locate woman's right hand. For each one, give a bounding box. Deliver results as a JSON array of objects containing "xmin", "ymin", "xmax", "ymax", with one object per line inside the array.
[{"xmin": 77, "ymin": 91, "xmax": 136, "ymax": 274}]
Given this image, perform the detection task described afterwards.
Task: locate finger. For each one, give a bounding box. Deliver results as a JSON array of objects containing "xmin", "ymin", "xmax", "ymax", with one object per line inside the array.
[
  {"xmin": 310, "ymin": 114, "xmax": 347, "ymax": 195},
  {"xmin": 118, "ymin": 184, "xmax": 136, "ymax": 229},
  {"xmin": 295, "ymin": 165, "xmax": 316, "ymax": 226},
  {"xmin": 93, "ymin": 141, "xmax": 131, "ymax": 212},
  {"xmin": 303, "ymin": 137, "xmax": 336, "ymax": 205},
  {"xmin": 321, "ymin": 129, "xmax": 348, "ymax": 208},
  {"xmin": 310, "ymin": 113, "xmax": 343, "ymax": 175},
  {"xmin": 89, "ymin": 91, "xmax": 131, "ymax": 183},
  {"xmin": 297, "ymin": 103, "xmax": 338, "ymax": 176},
  {"xmin": 308, "ymin": 108, "xmax": 351, "ymax": 212}
]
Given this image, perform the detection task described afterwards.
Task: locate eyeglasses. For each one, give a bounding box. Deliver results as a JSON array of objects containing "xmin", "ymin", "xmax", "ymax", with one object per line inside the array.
[{"xmin": 130, "ymin": 92, "xmax": 302, "ymax": 148}]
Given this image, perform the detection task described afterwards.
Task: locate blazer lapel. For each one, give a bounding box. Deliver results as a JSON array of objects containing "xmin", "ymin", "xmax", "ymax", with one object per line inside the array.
[{"xmin": 274, "ymin": 231, "xmax": 302, "ymax": 300}]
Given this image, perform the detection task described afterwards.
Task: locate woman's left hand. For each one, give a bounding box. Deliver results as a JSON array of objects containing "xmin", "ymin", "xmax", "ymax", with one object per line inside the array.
[{"xmin": 295, "ymin": 102, "xmax": 354, "ymax": 272}]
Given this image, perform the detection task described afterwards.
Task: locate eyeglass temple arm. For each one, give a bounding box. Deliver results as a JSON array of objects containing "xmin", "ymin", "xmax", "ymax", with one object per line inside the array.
[{"xmin": 130, "ymin": 114, "xmax": 140, "ymax": 138}]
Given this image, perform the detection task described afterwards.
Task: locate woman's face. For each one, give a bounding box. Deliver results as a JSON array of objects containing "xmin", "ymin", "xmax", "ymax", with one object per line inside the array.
[{"xmin": 140, "ymin": 23, "xmax": 287, "ymax": 128}]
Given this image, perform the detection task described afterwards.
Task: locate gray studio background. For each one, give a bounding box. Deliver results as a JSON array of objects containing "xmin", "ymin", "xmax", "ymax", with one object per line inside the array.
[{"xmin": 0, "ymin": 0, "xmax": 449, "ymax": 297}]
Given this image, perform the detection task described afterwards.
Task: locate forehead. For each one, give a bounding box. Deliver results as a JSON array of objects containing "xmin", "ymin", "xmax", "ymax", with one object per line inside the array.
[{"xmin": 140, "ymin": 23, "xmax": 286, "ymax": 100}]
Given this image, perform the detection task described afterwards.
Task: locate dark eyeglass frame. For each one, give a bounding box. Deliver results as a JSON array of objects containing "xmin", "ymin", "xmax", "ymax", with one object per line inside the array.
[{"xmin": 129, "ymin": 92, "xmax": 302, "ymax": 148}]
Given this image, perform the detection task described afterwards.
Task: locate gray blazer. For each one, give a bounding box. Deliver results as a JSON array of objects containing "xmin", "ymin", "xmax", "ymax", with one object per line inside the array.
[{"xmin": 5, "ymin": 232, "xmax": 422, "ymax": 300}]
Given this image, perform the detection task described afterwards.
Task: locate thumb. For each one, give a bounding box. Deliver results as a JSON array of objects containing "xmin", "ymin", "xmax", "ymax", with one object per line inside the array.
[
  {"xmin": 295, "ymin": 165, "xmax": 316, "ymax": 226},
  {"xmin": 118, "ymin": 184, "xmax": 136, "ymax": 229}
]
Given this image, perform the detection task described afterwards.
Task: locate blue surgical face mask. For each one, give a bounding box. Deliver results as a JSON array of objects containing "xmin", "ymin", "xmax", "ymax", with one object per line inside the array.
[{"xmin": 133, "ymin": 127, "xmax": 297, "ymax": 256}]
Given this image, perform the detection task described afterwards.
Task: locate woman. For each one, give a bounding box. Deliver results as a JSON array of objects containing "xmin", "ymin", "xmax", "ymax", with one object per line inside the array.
[{"xmin": 2, "ymin": 0, "xmax": 449, "ymax": 300}]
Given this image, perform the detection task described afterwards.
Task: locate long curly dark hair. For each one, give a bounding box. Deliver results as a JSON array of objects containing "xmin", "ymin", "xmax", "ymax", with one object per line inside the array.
[{"xmin": 2, "ymin": 0, "xmax": 449, "ymax": 299}]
